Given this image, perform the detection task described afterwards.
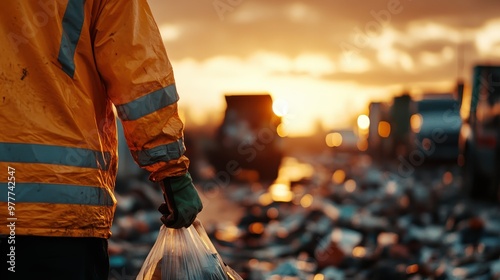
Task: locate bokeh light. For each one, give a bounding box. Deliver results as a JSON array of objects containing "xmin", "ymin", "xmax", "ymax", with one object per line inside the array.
[
  {"xmin": 326, "ymin": 132, "xmax": 343, "ymax": 147},
  {"xmin": 357, "ymin": 114, "xmax": 370, "ymax": 130}
]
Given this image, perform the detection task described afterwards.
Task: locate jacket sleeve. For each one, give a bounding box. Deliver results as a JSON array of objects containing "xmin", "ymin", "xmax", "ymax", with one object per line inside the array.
[{"xmin": 92, "ymin": 0, "xmax": 189, "ymax": 182}]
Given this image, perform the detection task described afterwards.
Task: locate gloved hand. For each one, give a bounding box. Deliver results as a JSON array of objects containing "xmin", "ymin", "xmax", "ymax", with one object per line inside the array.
[{"xmin": 158, "ymin": 172, "xmax": 203, "ymax": 228}]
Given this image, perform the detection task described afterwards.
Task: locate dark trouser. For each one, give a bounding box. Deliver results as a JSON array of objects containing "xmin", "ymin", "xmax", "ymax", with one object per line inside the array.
[{"xmin": 1, "ymin": 235, "xmax": 109, "ymax": 280}]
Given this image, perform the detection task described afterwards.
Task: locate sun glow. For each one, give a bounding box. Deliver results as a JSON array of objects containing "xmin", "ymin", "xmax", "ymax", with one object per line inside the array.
[{"xmin": 174, "ymin": 52, "xmax": 383, "ymax": 136}]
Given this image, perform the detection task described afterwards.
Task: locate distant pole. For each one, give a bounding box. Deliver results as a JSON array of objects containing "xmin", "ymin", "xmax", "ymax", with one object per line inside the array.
[
  {"xmin": 456, "ymin": 34, "xmax": 465, "ymax": 108},
  {"xmin": 457, "ymin": 41, "xmax": 464, "ymax": 82}
]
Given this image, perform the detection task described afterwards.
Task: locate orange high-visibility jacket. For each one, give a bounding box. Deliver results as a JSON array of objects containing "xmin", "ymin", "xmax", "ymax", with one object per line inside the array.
[{"xmin": 0, "ymin": 0, "xmax": 189, "ymax": 238}]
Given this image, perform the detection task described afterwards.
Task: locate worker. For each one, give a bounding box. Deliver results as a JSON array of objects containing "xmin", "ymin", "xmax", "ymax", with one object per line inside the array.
[{"xmin": 0, "ymin": 0, "xmax": 203, "ymax": 279}]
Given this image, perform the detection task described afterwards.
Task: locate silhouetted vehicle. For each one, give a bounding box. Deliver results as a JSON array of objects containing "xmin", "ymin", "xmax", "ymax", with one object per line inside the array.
[
  {"xmin": 459, "ymin": 65, "xmax": 500, "ymax": 201},
  {"xmin": 207, "ymin": 94, "xmax": 283, "ymax": 182},
  {"xmin": 390, "ymin": 94, "xmax": 413, "ymax": 158},
  {"xmin": 412, "ymin": 95, "xmax": 461, "ymax": 162},
  {"xmin": 367, "ymin": 101, "xmax": 394, "ymax": 161}
]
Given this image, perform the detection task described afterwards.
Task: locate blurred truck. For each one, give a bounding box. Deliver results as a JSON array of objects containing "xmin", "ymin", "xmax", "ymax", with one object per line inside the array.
[
  {"xmin": 367, "ymin": 94, "xmax": 414, "ymax": 162},
  {"xmin": 459, "ymin": 65, "xmax": 500, "ymax": 201},
  {"xmin": 389, "ymin": 94, "xmax": 414, "ymax": 158},
  {"xmin": 367, "ymin": 101, "xmax": 394, "ymax": 161},
  {"xmin": 412, "ymin": 95, "xmax": 462, "ymax": 163},
  {"xmin": 206, "ymin": 94, "xmax": 284, "ymax": 182}
]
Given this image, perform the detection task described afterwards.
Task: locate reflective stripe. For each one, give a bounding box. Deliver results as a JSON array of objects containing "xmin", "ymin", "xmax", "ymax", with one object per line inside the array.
[
  {"xmin": 135, "ymin": 138, "xmax": 185, "ymax": 166},
  {"xmin": 0, "ymin": 142, "xmax": 111, "ymax": 170},
  {"xmin": 116, "ymin": 84, "xmax": 179, "ymax": 121},
  {"xmin": 58, "ymin": 0, "xmax": 85, "ymax": 77},
  {"xmin": 0, "ymin": 183, "xmax": 114, "ymax": 206}
]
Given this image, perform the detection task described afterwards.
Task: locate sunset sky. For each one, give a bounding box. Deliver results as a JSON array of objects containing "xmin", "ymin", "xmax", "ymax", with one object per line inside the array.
[{"xmin": 148, "ymin": 0, "xmax": 500, "ymax": 136}]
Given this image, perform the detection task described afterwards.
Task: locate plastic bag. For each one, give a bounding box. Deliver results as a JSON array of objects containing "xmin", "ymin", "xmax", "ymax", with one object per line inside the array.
[
  {"xmin": 136, "ymin": 220, "xmax": 243, "ymax": 280},
  {"xmin": 192, "ymin": 220, "xmax": 243, "ymax": 280}
]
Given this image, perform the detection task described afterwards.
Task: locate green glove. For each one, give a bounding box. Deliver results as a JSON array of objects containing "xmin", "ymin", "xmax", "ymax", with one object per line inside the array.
[{"xmin": 158, "ymin": 172, "xmax": 203, "ymax": 228}]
